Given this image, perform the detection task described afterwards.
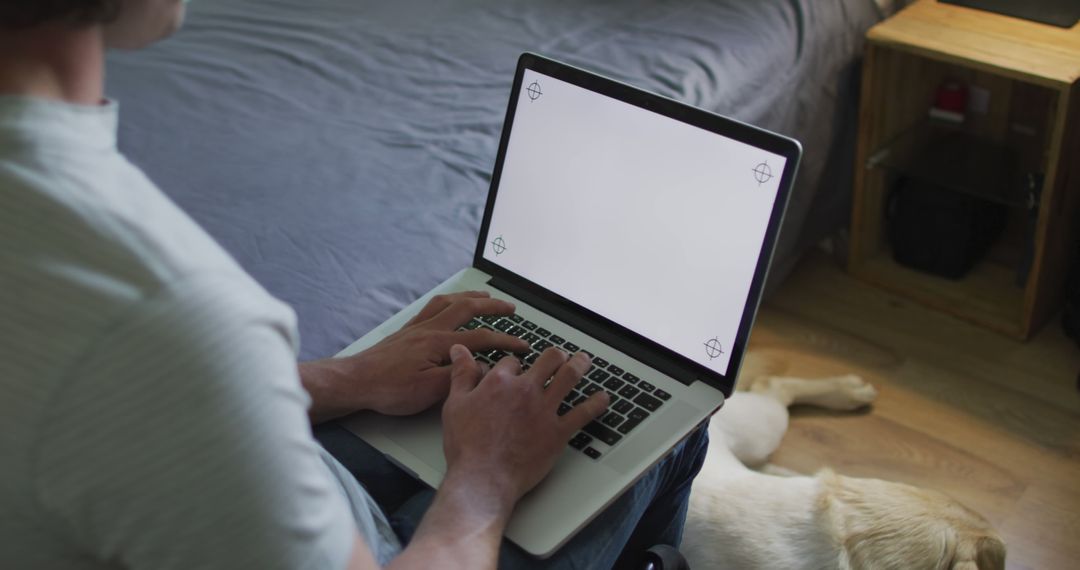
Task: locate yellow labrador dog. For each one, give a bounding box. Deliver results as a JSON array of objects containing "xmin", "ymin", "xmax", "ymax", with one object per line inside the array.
[{"xmin": 681, "ymin": 374, "xmax": 1005, "ymax": 570}]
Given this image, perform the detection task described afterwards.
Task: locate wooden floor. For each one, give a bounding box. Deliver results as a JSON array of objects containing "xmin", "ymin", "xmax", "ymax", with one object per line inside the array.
[{"xmin": 745, "ymin": 251, "xmax": 1080, "ymax": 570}]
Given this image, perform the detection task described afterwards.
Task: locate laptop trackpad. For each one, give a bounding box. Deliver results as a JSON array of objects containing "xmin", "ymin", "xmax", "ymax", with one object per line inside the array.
[{"xmin": 379, "ymin": 407, "xmax": 448, "ymax": 476}]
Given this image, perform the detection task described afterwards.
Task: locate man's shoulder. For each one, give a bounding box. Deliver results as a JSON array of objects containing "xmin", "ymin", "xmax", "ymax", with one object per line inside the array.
[
  {"xmin": 0, "ymin": 148, "xmax": 247, "ymax": 297},
  {"xmin": 0, "ymin": 145, "xmax": 295, "ymax": 395}
]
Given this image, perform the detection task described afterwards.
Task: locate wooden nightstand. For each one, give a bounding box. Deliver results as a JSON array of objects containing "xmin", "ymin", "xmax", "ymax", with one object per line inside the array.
[{"xmin": 848, "ymin": 0, "xmax": 1080, "ymax": 339}]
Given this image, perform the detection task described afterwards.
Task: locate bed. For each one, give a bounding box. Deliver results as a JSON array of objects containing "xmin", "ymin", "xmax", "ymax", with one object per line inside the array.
[{"xmin": 105, "ymin": 0, "xmax": 887, "ymax": 361}]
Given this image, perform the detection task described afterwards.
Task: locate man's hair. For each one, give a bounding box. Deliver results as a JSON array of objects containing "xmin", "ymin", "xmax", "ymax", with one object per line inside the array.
[{"xmin": 0, "ymin": 0, "xmax": 120, "ymax": 30}]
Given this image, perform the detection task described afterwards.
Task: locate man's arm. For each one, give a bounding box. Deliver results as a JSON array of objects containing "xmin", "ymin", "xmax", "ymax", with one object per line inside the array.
[{"xmin": 341, "ymin": 465, "xmax": 510, "ymax": 570}]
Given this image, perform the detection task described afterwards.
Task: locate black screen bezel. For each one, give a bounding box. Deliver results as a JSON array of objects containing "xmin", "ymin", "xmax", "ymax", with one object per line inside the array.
[{"xmin": 473, "ymin": 53, "xmax": 801, "ymax": 397}]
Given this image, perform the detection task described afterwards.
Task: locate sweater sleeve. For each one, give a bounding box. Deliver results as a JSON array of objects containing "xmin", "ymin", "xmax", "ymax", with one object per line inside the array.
[{"xmin": 35, "ymin": 273, "xmax": 356, "ymax": 570}]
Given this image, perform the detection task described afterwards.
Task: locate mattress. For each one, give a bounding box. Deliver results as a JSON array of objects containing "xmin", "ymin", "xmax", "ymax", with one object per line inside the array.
[{"xmin": 106, "ymin": 0, "xmax": 883, "ymax": 359}]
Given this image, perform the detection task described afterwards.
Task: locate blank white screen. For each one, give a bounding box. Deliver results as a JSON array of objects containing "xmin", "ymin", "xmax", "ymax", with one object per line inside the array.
[{"xmin": 484, "ymin": 70, "xmax": 786, "ymax": 375}]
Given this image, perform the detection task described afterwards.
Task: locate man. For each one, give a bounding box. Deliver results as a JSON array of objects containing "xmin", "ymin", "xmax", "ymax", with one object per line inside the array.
[{"xmin": 0, "ymin": 1, "xmax": 708, "ymax": 568}]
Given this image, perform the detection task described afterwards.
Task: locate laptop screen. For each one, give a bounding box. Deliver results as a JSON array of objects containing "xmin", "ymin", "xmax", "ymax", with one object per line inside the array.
[{"xmin": 482, "ymin": 69, "xmax": 788, "ymax": 376}]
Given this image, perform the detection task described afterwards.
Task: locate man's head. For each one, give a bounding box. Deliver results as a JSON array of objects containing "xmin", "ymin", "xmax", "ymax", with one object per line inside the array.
[{"xmin": 0, "ymin": 0, "xmax": 186, "ymax": 49}]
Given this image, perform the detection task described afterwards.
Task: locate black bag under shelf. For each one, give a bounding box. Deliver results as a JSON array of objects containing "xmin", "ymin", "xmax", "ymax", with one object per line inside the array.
[{"xmin": 886, "ymin": 176, "xmax": 1008, "ymax": 280}]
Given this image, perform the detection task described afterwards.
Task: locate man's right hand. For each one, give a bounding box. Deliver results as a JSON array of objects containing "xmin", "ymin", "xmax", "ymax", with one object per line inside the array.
[
  {"xmin": 441, "ymin": 344, "xmax": 609, "ymax": 511},
  {"xmin": 370, "ymin": 346, "xmax": 608, "ymax": 570}
]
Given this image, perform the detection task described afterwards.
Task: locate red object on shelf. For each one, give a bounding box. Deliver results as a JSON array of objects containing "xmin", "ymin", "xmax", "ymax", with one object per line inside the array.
[
  {"xmin": 936, "ymin": 82, "xmax": 968, "ymax": 112},
  {"xmin": 930, "ymin": 81, "xmax": 968, "ymax": 123}
]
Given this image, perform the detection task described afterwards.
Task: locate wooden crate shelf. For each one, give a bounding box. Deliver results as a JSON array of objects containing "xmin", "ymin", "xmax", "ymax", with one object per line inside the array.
[{"xmin": 848, "ymin": 0, "xmax": 1080, "ymax": 339}]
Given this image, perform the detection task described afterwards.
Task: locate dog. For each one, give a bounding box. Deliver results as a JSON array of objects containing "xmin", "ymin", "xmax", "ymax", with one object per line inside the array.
[{"xmin": 680, "ymin": 373, "xmax": 1006, "ymax": 570}]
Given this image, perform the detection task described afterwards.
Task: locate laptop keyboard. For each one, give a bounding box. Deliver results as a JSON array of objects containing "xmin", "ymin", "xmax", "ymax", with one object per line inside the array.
[{"xmin": 457, "ymin": 314, "xmax": 672, "ymax": 460}]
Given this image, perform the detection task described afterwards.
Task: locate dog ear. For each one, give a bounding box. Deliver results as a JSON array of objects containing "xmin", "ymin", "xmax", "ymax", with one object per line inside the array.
[
  {"xmin": 949, "ymin": 535, "xmax": 1006, "ymax": 570},
  {"xmin": 973, "ymin": 535, "xmax": 1006, "ymax": 570}
]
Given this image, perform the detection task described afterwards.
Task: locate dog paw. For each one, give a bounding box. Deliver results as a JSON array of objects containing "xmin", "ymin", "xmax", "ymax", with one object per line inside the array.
[{"xmin": 826, "ymin": 374, "xmax": 877, "ymax": 410}]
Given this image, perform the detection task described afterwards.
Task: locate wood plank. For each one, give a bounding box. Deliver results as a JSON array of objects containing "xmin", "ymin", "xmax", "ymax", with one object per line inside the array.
[
  {"xmin": 773, "ymin": 252, "xmax": 1079, "ymax": 411},
  {"xmin": 1025, "ymin": 85, "xmax": 1080, "ymax": 336},
  {"xmin": 868, "ymin": 0, "xmax": 1080, "ymax": 88},
  {"xmin": 852, "ymin": 251, "xmax": 1024, "ymax": 337}
]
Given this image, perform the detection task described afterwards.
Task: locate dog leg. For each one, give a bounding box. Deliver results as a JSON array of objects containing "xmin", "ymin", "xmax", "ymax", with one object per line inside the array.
[
  {"xmin": 709, "ymin": 391, "xmax": 791, "ymax": 469},
  {"xmin": 748, "ymin": 374, "xmax": 877, "ymax": 410}
]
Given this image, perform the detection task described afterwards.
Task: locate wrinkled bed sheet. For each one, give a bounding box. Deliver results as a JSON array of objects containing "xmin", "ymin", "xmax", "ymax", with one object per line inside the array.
[{"xmin": 106, "ymin": 0, "xmax": 882, "ymax": 359}]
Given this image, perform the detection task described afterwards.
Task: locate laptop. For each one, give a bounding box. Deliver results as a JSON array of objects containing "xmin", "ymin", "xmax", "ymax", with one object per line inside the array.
[
  {"xmin": 338, "ymin": 53, "xmax": 801, "ymax": 558},
  {"xmin": 939, "ymin": 0, "xmax": 1080, "ymax": 28}
]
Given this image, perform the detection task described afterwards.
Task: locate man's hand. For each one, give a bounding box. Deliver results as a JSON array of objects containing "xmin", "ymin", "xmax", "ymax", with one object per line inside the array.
[
  {"xmin": 300, "ymin": 291, "xmax": 529, "ymax": 423},
  {"xmin": 441, "ymin": 344, "xmax": 610, "ymax": 509}
]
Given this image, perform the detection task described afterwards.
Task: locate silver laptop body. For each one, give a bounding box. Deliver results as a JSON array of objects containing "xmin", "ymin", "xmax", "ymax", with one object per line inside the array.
[{"xmin": 339, "ymin": 53, "xmax": 801, "ymax": 558}]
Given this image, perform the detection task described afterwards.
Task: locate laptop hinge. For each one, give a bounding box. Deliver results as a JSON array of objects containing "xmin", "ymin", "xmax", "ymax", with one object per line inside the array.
[{"xmin": 487, "ymin": 275, "xmax": 696, "ymax": 387}]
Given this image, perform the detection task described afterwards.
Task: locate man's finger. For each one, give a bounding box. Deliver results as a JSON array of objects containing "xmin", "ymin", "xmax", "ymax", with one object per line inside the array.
[
  {"xmin": 452, "ymin": 328, "xmax": 530, "ymax": 354},
  {"xmin": 525, "ymin": 347, "xmax": 569, "ymax": 387},
  {"xmin": 426, "ymin": 297, "xmax": 516, "ymax": 330},
  {"xmin": 491, "ymin": 354, "xmax": 523, "ymax": 377},
  {"xmin": 561, "ymin": 392, "xmax": 610, "ymax": 438},
  {"xmin": 409, "ymin": 291, "xmax": 492, "ymax": 327},
  {"xmin": 449, "ymin": 344, "xmax": 482, "ymax": 394},
  {"xmin": 545, "ymin": 352, "xmax": 591, "ymax": 403},
  {"xmin": 406, "ymin": 291, "xmax": 491, "ymax": 327}
]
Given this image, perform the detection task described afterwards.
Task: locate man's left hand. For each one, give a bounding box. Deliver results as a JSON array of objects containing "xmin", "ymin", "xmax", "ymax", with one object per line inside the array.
[{"xmin": 300, "ymin": 291, "xmax": 529, "ymax": 422}]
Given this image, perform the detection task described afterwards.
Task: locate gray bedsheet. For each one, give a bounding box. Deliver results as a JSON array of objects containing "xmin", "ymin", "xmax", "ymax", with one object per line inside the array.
[{"xmin": 106, "ymin": 0, "xmax": 882, "ymax": 360}]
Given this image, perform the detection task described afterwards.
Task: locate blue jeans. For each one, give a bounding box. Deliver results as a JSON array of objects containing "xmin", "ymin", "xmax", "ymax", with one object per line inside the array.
[{"xmin": 316, "ymin": 422, "xmax": 709, "ymax": 569}]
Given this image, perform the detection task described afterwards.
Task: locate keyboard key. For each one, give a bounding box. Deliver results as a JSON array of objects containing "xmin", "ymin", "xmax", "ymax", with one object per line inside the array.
[
  {"xmin": 549, "ymin": 335, "xmax": 566, "ymax": 345},
  {"xmin": 607, "ymin": 364, "xmax": 625, "ymax": 376},
  {"xmin": 557, "ymin": 403, "xmax": 571, "ymax": 416},
  {"xmin": 638, "ymin": 380, "xmax": 656, "ymax": 393},
  {"xmin": 464, "ymin": 319, "xmax": 482, "ymax": 330},
  {"xmin": 583, "ymin": 447, "xmax": 602, "ymax": 459},
  {"xmin": 623, "ymin": 373, "xmax": 640, "ymax": 384},
  {"xmin": 494, "ymin": 320, "xmax": 513, "ymax": 332},
  {"xmin": 618, "ymin": 385, "xmax": 640, "ymax": 399},
  {"xmin": 588, "ymin": 369, "xmax": 610, "ymax": 382},
  {"xmin": 627, "ymin": 408, "xmax": 649, "ymax": 422},
  {"xmin": 654, "ymin": 389, "xmax": 672, "ymax": 401},
  {"xmin": 535, "ymin": 327, "xmax": 552, "ymax": 337},
  {"xmin": 633, "ymin": 393, "xmax": 663, "ymax": 412},
  {"xmin": 583, "ymin": 384, "xmax": 603, "ymax": 396},
  {"xmin": 601, "ymin": 412, "xmax": 624, "ymax": 428},
  {"xmin": 521, "ymin": 320, "xmax": 537, "ymax": 330},
  {"xmin": 613, "ymin": 399, "xmax": 634, "ymax": 414},
  {"xmin": 507, "ymin": 314, "xmax": 523, "ymax": 323},
  {"xmin": 532, "ymin": 340, "xmax": 553, "ymax": 352},
  {"xmin": 524, "ymin": 353, "xmax": 539, "ymax": 365},
  {"xmin": 563, "ymin": 341, "xmax": 580, "ymax": 352},
  {"xmin": 506, "ymin": 325, "xmax": 526, "ymax": 337},
  {"xmin": 569, "ymin": 433, "xmax": 592, "ymax": 449},
  {"xmin": 479, "ymin": 315, "xmax": 499, "ymax": 324},
  {"xmin": 603, "ymin": 377, "xmax": 625, "ymax": 391},
  {"xmin": 522, "ymin": 332, "xmax": 541, "ymax": 345},
  {"xmin": 574, "ymin": 377, "xmax": 588, "ymax": 391},
  {"xmin": 583, "ymin": 421, "xmax": 623, "ymax": 446},
  {"xmin": 563, "ymin": 389, "xmax": 581, "ymax": 403},
  {"xmin": 617, "ymin": 415, "xmax": 644, "ymax": 434},
  {"xmin": 572, "ymin": 395, "xmax": 587, "ymax": 406},
  {"xmin": 593, "ymin": 356, "xmax": 610, "ymax": 368}
]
